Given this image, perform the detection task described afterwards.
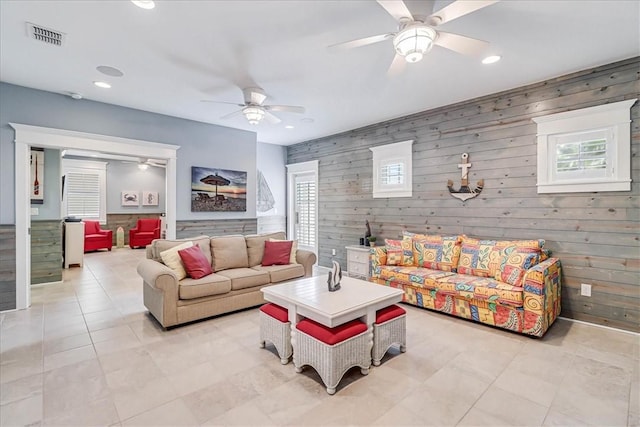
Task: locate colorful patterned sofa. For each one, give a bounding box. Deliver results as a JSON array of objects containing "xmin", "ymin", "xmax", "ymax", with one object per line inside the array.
[{"xmin": 369, "ymin": 233, "xmax": 561, "ymax": 337}]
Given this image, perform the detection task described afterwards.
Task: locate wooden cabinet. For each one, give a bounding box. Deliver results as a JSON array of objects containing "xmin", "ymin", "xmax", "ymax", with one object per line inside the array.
[
  {"xmin": 345, "ymin": 245, "xmax": 370, "ymax": 280},
  {"xmin": 63, "ymin": 222, "xmax": 84, "ymax": 268}
]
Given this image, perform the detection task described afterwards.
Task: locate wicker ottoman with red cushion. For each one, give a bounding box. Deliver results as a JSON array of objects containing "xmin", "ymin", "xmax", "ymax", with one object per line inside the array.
[
  {"xmin": 259, "ymin": 303, "xmax": 292, "ymax": 365},
  {"xmin": 372, "ymin": 304, "xmax": 406, "ymax": 366},
  {"xmin": 294, "ymin": 318, "xmax": 371, "ymax": 395}
]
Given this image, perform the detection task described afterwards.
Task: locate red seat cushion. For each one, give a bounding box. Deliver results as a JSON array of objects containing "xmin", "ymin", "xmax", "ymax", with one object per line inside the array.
[
  {"xmin": 376, "ymin": 305, "xmax": 406, "ymax": 324},
  {"xmin": 260, "ymin": 303, "xmax": 289, "ymax": 323},
  {"xmin": 296, "ymin": 318, "xmax": 367, "ymax": 345},
  {"xmin": 178, "ymin": 245, "xmax": 213, "ymax": 279}
]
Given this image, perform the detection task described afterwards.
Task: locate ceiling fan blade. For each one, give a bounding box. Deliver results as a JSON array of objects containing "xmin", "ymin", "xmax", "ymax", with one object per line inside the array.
[
  {"xmin": 264, "ymin": 105, "xmax": 305, "ymax": 114},
  {"xmin": 201, "ymin": 100, "xmax": 244, "ymax": 107},
  {"xmin": 243, "ymin": 87, "xmax": 267, "ymax": 105},
  {"xmin": 387, "ymin": 53, "xmax": 406, "ymax": 76},
  {"xmin": 427, "ymin": 0, "xmax": 498, "ymax": 26},
  {"xmin": 434, "ymin": 31, "xmax": 489, "ymax": 56},
  {"xmin": 220, "ymin": 109, "xmax": 244, "ymax": 120},
  {"xmin": 377, "ymin": 0, "xmax": 414, "ymax": 22},
  {"xmin": 329, "ymin": 33, "xmax": 393, "ymax": 50},
  {"xmin": 264, "ymin": 111, "xmax": 281, "ymax": 125}
]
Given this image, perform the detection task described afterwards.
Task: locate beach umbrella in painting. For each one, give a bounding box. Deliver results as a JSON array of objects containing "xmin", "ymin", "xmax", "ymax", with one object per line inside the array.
[{"xmin": 200, "ymin": 173, "xmax": 230, "ymax": 197}]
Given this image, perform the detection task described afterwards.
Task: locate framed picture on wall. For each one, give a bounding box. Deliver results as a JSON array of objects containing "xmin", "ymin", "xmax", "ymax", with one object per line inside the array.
[
  {"xmin": 30, "ymin": 148, "xmax": 44, "ymax": 204},
  {"xmin": 121, "ymin": 191, "xmax": 139, "ymax": 206},
  {"xmin": 142, "ymin": 191, "xmax": 159, "ymax": 206},
  {"xmin": 191, "ymin": 166, "xmax": 247, "ymax": 212}
]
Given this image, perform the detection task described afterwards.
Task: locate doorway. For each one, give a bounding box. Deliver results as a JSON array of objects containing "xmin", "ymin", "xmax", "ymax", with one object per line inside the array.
[
  {"xmin": 12, "ymin": 123, "xmax": 179, "ymax": 309},
  {"xmin": 286, "ymin": 160, "xmax": 318, "ymax": 255}
]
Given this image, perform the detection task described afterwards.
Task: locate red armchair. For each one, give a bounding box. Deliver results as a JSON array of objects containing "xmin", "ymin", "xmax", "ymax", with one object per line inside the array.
[
  {"xmin": 83, "ymin": 220, "xmax": 113, "ymax": 252},
  {"xmin": 129, "ymin": 218, "xmax": 161, "ymax": 249}
]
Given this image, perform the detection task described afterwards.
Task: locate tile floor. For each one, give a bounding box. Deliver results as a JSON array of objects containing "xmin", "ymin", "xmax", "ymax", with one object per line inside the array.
[{"xmin": 1, "ymin": 248, "xmax": 638, "ymax": 426}]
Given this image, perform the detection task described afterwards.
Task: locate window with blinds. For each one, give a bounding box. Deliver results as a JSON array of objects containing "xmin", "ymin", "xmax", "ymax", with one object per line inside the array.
[
  {"xmin": 370, "ymin": 140, "xmax": 413, "ymax": 198},
  {"xmin": 295, "ymin": 179, "xmax": 316, "ymax": 247},
  {"xmin": 65, "ymin": 172, "xmax": 101, "ymax": 218},
  {"xmin": 62, "ymin": 159, "xmax": 107, "ymax": 223},
  {"xmin": 381, "ymin": 162, "xmax": 404, "ymax": 185}
]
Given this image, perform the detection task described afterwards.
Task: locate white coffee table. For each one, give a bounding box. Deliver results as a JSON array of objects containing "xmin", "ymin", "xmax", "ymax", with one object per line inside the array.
[{"xmin": 261, "ymin": 275, "xmax": 403, "ymax": 330}]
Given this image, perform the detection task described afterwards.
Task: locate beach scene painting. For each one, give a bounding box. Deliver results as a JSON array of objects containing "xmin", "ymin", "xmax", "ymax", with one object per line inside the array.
[{"xmin": 191, "ymin": 167, "xmax": 247, "ymax": 212}]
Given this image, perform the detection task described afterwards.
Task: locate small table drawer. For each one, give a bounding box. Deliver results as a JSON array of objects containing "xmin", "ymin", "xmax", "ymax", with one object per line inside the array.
[{"xmin": 348, "ymin": 250, "xmax": 370, "ymax": 264}]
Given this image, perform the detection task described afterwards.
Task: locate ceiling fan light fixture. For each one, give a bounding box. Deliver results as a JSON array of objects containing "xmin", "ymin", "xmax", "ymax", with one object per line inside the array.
[
  {"xmin": 138, "ymin": 163, "xmax": 149, "ymax": 171},
  {"xmin": 393, "ymin": 25, "xmax": 436, "ymax": 63},
  {"xmin": 242, "ymin": 106, "xmax": 265, "ymax": 125},
  {"xmin": 131, "ymin": 1, "xmax": 155, "ymax": 10}
]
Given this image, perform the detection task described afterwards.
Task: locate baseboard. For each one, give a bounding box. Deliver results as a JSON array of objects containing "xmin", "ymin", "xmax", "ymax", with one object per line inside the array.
[
  {"xmin": 558, "ymin": 316, "xmax": 639, "ymax": 336},
  {"xmin": 31, "ymin": 280, "xmax": 63, "ymax": 287}
]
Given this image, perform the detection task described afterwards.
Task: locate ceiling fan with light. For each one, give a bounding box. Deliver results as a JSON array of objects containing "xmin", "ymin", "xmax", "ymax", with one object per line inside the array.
[
  {"xmin": 203, "ymin": 87, "xmax": 305, "ymax": 125},
  {"xmin": 331, "ymin": 0, "xmax": 499, "ymax": 75}
]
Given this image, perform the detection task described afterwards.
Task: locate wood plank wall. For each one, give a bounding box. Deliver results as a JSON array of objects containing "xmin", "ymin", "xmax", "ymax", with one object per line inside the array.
[
  {"xmin": 287, "ymin": 57, "xmax": 640, "ymax": 332},
  {"xmin": 257, "ymin": 215, "xmax": 287, "ymax": 234},
  {"xmin": 31, "ymin": 220, "xmax": 63, "ymax": 285},
  {"xmin": 176, "ymin": 218, "xmax": 257, "ymax": 239},
  {"xmin": 0, "ymin": 225, "xmax": 16, "ymax": 311}
]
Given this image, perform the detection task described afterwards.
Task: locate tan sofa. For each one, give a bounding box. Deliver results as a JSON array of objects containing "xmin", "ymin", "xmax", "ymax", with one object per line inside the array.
[{"xmin": 137, "ymin": 232, "xmax": 316, "ymax": 328}]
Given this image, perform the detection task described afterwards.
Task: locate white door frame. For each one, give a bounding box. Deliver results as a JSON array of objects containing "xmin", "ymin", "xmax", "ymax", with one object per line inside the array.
[
  {"xmin": 11, "ymin": 123, "xmax": 179, "ymax": 310},
  {"xmin": 286, "ymin": 160, "xmax": 318, "ymax": 258}
]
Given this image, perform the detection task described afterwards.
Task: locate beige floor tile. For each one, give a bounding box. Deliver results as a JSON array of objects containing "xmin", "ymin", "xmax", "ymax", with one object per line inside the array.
[
  {"xmin": 43, "ymin": 358, "xmax": 105, "ymax": 392},
  {"xmin": 470, "ymin": 385, "xmax": 549, "ymax": 426},
  {"xmin": 493, "ymin": 368, "xmax": 559, "ymax": 407},
  {"xmin": 110, "ymin": 376, "xmax": 178, "ymax": 420},
  {"xmin": 43, "ymin": 343, "xmax": 96, "ymax": 372},
  {"xmin": 0, "ymin": 372, "xmax": 42, "ymax": 405},
  {"xmin": 0, "ymin": 355, "xmax": 44, "ymax": 384},
  {"xmin": 43, "ymin": 374, "xmax": 111, "ymax": 419},
  {"xmin": 458, "ymin": 406, "xmax": 516, "ymax": 426},
  {"xmin": 43, "ymin": 396, "xmax": 119, "ymax": 427},
  {"xmin": 165, "ymin": 360, "xmax": 227, "ymax": 396},
  {"xmin": 371, "ymin": 402, "xmax": 431, "ymax": 426},
  {"xmin": 290, "ymin": 392, "xmax": 396, "ymax": 426},
  {"xmin": 543, "ymin": 408, "xmax": 596, "ymax": 426},
  {"xmin": 182, "ymin": 379, "xmax": 261, "ymax": 424},
  {"xmin": 550, "ymin": 383, "xmax": 629, "ymax": 426},
  {"xmin": 121, "ymin": 398, "xmax": 199, "ymax": 426},
  {"xmin": 201, "ymin": 399, "xmax": 276, "ymax": 426},
  {"xmin": 43, "ymin": 331, "xmax": 92, "ymax": 356},
  {"xmin": 0, "ymin": 394, "xmax": 43, "ymax": 427},
  {"xmin": 252, "ymin": 376, "xmax": 328, "ymax": 425}
]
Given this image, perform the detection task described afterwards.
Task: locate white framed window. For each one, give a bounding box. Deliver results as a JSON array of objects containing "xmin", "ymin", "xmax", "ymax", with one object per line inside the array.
[
  {"xmin": 533, "ymin": 99, "xmax": 635, "ymax": 193},
  {"xmin": 62, "ymin": 159, "xmax": 107, "ymax": 223},
  {"xmin": 370, "ymin": 140, "xmax": 413, "ymax": 198},
  {"xmin": 286, "ymin": 160, "xmax": 318, "ymax": 257}
]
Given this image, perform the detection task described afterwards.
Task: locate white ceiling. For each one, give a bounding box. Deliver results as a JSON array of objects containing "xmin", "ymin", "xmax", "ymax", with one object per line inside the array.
[{"xmin": 1, "ymin": 1, "xmax": 638, "ymax": 146}]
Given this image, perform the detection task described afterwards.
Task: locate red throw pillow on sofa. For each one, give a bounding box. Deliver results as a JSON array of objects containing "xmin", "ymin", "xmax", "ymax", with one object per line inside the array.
[
  {"xmin": 262, "ymin": 240, "xmax": 293, "ymax": 266},
  {"xmin": 178, "ymin": 245, "xmax": 213, "ymax": 279}
]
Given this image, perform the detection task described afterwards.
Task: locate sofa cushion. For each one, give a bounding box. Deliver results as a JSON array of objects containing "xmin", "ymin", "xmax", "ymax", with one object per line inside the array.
[
  {"xmin": 269, "ymin": 238, "xmax": 298, "ymax": 264},
  {"xmin": 262, "ymin": 241, "xmax": 293, "ymax": 266},
  {"xmin": 160, "ymin": 241, "xmax": 193, "ymax": 280},
  {"xmin": 260, "ymin": 303, "xmax": 289, "ymax": 323},
  {"xmin": 150, "ymin": 236, "xmax": 211, "ymax": 264},
  {"xmin": 296, "ymin": 318, "xmax": 367, "ymax": 345},
  {"xmin": 251, "ymin": 264, "xmax": 305, "ymax": 283},
  {"xmin": 211, "ymin": 235, "xmax": 249, "ymax": 272},
  {"xmin": 215, "ymin": 268, "xmax": 270, "ymax": 290},
  {"xmin": 179, "ymin": 245, "xmax": 213, "ymax": 279},
  {"xmin": 377, "ymin": 265, "xmax": 455, "ymax": 288},
  {"xmin": 245, "ymin": 232, "xmax": 286, "ymax": 266},
  {"xmin": 384, "ymin": 239, "xmax": 403, "ymax": 266},
  {"xmin": 178, "ymin": 274, "xmax": 232, "ymax": 300},
  {"xmin": 494, "ymin": 246, "xmax": 540, "ymax": 286},
  {"xmin": 457, "ymin": 237, "xmax": 544, "ymax": 278},
  {"xmin": 414, "ymin": 235, "xmax": 462, "ymax": 272},
  {"xmin": 434, "ymin": 274, "xmax": 524, "ymax": 307}
]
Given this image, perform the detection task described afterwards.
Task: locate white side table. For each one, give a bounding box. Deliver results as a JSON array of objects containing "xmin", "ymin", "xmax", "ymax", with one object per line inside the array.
[
  {"xmin": 345, "ymin": 245, "xmax": 370, "ymax": 280},
  {"xmin": 63, "ymin": 221, "xmax": 84, "ymax": 268}
]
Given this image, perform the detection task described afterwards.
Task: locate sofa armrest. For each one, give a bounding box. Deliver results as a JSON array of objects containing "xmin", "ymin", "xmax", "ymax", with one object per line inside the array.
[
  {"xmin": 522, "ymin": 258, "xmax": 562, "ymax": 336},
  {"xmin": 295, "ymin": 249, "xmax": 317, "ymax": 277},
  {"xmin": 137, "ymin": 259, "xmax": 179, "ymax": 293},
  {"xmin": 369, "ymin": 247, "xmax": 387, "ymax": 279}
]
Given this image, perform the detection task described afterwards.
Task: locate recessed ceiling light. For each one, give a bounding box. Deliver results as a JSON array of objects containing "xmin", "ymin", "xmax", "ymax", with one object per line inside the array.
[
  {"xmin": 96, "ymin": 65, "xmax": 124, "ymax": 77},
  {"xmin": 285, "ymin": 125, "xmax": 294, "ymax": 129},
  {"xmin": 93, "ymin": 81, "xmax": 111, "ymax": 89},
  {"xmin": 69, "ymin": 92, "xmax": 83, "ymax": 100},
  {"xmin": 482, "ymin": 55, "xmax": 501, "ymax": 65},
  {"xmin": 131, "ymin": 0, "xmax": 155, "ymax": 9}
]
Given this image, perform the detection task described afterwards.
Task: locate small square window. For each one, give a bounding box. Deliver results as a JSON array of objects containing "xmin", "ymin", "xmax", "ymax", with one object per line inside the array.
[
  {"xmin": 370, "ymin": 140, "xmax": 413, "ymax": 198},
  {"xmin": 533, "ymin": 99, "xmax": 635, "ymax": 193}
]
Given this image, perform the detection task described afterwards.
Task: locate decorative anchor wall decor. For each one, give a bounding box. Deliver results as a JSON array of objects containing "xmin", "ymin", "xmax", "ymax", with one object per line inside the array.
[{"xmin": 447, "ymin": 153, "xmax": 484, "ymax": 201}]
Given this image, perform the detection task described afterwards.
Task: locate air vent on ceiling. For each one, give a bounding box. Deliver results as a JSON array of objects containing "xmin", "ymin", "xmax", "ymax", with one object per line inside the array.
[{"xmin": 27, "ymin": 22, "xmax": 65, "ymax": 46}]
